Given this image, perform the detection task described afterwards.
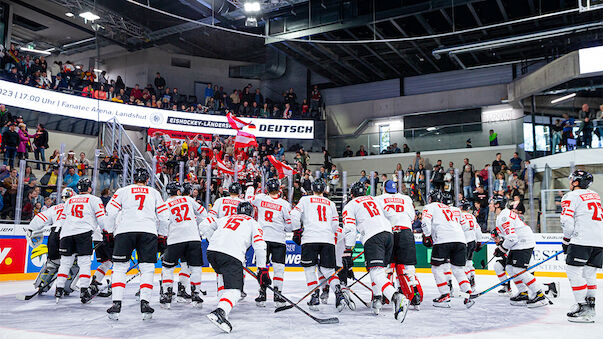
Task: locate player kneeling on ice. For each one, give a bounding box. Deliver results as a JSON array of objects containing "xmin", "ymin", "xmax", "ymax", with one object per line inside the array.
[
  {"xmin": 105, "ymin": 168, "xmax": 170, "ymax": 320},
  {"xmin": 342, "ymin": 182, "xmax": 409, "ymax": 322},
  {"xmin": 202, "ymin": 201, "xmax": 269, "ymax": 333},
  {"xmin": 290, "ymin": 179, "xmax": 352, "ymax": 312},
  {"xmin": 375, "ymin": 180, "xmax": 423, "ymax": 312},
  {"xmin": 491, "ymin": 196, "xmax": 548, "ymax": 308},
  {"xmin": 159, "ymin": 182, "xmax": 208, "ymax": 309},
  {"xmin": 55, "ymin": 178, "xmax": 107, "ymax": 304},
  {"xmin": 421, "ymin": 190, "xmax": 474, "ymax": 308},
  {"xmin": 560, "ymin": 170, "xmax": 602, "ymax": 323}
]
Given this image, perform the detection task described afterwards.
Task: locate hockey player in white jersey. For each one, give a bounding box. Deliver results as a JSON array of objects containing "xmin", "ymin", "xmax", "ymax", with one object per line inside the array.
[
  {"xmin": 24, "ymin": 187, "xmax": 75, "ymax": 294},
  {"xmin": 159, "ymin": 182, "xmax": 209, "ymax": 309},
  {"xmin": 204, "ymin": 202, "xmax": 269, "ymax": 333},
  {"xmin": 491, "ymin": 195, "xmax": 548, "ymax": 308},
  {"xmin": 560, "ymin": 170, "xmax": 603, "ymax": 322},
  {"xmin": 421, "ymin": 190, "xmax": 473, "ymax": 308},
  {"xmin": 342, "ymin": 182, "xmax": 409, "ymax": 322},
  {"xmin": 459, "ymin": 200, "xmax": 483, "ymax": 290},
  {"xmin": 248, "ymin": 178, "xmax": 292, "ymax": 307},
  {"xmin": 290, "ymin": 179, "xmax": 351, "ymax": 311},
  {"xmin": 55, "ymin": 178, "xmax": 107, "ymax": 304},
  {"xmin": 491, "ymin": 228, "xmax": 512, "ymax": 295},
  {"xmin": 105, "ymin": 168, "xmax": 170, "ymax": 320},
  {"xmin": 375, "ymin": 180, "xmax": 423, "ymax": 311},
  {"xmin": 210, "ymin": 182, "xmax": 244, "ymax": 218}
]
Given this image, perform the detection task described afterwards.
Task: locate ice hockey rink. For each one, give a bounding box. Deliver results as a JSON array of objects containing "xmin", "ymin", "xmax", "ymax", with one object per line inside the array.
[{"xmin": 0, "ymin": 271, "xmax": 600, "ymax": 339}]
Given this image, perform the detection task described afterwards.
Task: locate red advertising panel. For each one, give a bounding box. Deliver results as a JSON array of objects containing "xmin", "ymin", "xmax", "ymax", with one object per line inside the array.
[{"xmin": 0, "ymin": 238, "xmax": 27, "ymax": 274}]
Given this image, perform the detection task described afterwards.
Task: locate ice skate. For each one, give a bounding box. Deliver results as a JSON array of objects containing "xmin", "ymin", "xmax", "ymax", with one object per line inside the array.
[
  {"xmin": 392, "ymin": 292, "xmax": 409, "ymax": 323},
  {"xmin": 176, "ymin": 282, "xmax": 191, "ymax": 303},
  {"xmin": 191, "ymin": 286, "xmax": 204, "ymax": 308},
  {"xmin": 107, "ymin": 301, "xmax": 121, "ymax": 321},
  {"xmin": 54, "ymin": 287, "xmax": 64, "ymax": 303},
  {"xmin": 510, "ymin": 291, "xmax": 528, "ymax": 306},
  {"xmin": 320, "ymin": 285, "xmax": 330, "ymax": 304},
  {"xmin": 141, "ymin": 300, "xmax": 154, "ymax": 320},
  {"xmin": 207, "ymin": 308, "xmax": 232, "ymax": 333},
  {"xmin": 498, "ymin": 282, "xmax": 512, "ymax": 296},
  {"xmin": 544, "ymin": 282, "xmax": 560, "ymax": 298},
  {"xmin": 255, "ymin": 287, "xmax": 266, "ymax": 307},
  {"xmin": 273, "ymin": 287, "xmax": 286, "ymax": 308},
  {"xmin": 371, "ymin": 295, "xmax": 383, "ymax": 315},
  {"xmin": 334, "ymin": 285, "xmax": 350, "ymax": 312},
  {"xmin": 432, "ymin": 293, "xmax": 451, "ymax": 308},
  {"xmin": 526, "ymin": 291, "xmax": 549, "ymax": 308},
  {"xmin": 160, "ymin": 287, "xmax": 173, "ymax": 309},
  {"xmin": 80, "ymin": 287, "xmax": 92, "ymax": 304},
  {"xmin": 307, "ymin": 290, "xmax": 320, "ymax": 311}
]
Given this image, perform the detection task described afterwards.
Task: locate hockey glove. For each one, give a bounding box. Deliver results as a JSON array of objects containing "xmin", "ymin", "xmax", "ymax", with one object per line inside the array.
[
  {"xmin": 562, "ymin": 237, "xmax": 570, "ymax": 254},
  {"xmin": 257, "ymin": 267, "xmax": 272, "ymax": 288},
  {"xmin": 474, "ymin": 242, "xmax": 484, "ymax": 252},
  {"xmin": 342, "ymin": 249, "xmax": 355, "ymax": 279},
  {"xmin": 157, "ymin": 235, "xmax": 167, "ymax": 254},
  {"xmin": 292, "ymin": 228, "xmax": 303, "ymax": 246},
  {"xmin": 494, "ymin": 245, "xmax": 508, "ymax": 257},
  {"xmin": 422, "ymin": 234, "xmax": 433, "ymax": 248},
  {"xmin": 102, "ymin": 231, "xmax": 114, "ymax": 245}
]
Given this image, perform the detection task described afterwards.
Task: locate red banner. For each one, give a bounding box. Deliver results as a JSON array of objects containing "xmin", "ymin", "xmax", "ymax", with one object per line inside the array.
[
  {"xmin": 147, "ymin": 128, "xmax": 212, "ymax": 152},
  {"xmin": 0, "ymin": 238, "xmax": 27, "ymax": 274}
]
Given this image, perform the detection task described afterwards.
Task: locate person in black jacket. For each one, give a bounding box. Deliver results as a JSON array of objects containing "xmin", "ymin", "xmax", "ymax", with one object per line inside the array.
[
  {"xmin": 2, "ymin": 124, "xmax": 19, "ymax": 168},
  {"xmin": 33, "ymin": 124, "xmax": 49, "ymax": 170},
  {"xmin": 0, "ymin": 105, "xmax": 12, "ymax": 134}
]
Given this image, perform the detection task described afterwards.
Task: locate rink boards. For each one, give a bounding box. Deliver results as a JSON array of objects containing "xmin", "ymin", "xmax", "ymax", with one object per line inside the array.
[{"xmin": 1, "ymin": 226, "xmax": 584, "ymax": 281}]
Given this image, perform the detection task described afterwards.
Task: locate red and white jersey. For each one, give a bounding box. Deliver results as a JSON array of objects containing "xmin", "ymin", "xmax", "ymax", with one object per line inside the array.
[
  {"xmin": 342, "ymin": 196, "xmax": 392, "ymax": 246},
  {"xmin": 60, "ymin": 194, "xmax": 106, "ymax": 238},
  {"xmin": 160, "ymin": 196, "xmax": 208, "ymax": 245},
  {"xmin": 210, "ymin": 196, "xmax": 244, "ymax": 218},
  {"xmin": 462, "ymin": 211, "xmax": 482, "ymax": 243},
  {"xmin": 26, "ymin": 203, "xmax": 65, "ymax": 232},
  {"xmin": 375, "ymin": 193, "xmax": 415, "ymax": 230},
  {"xmin": 248, "ymin": 193, "xmax": 292, "ymax": 244},
  {"xmin": 290, "ymin": 195, "xmax": 339, "ymax": 245},
  {"xmin": 560, "ymin": 189, "xmax": 603, "ymax": 247},
  {"xmin": 205, "ymin": 214, "xmax": 267, "ymax": 267},
  {"xmin": 421, "ymin": 203, "xmax": 465, "ymax": 244},
  {"xmin": 495, "ymin": 208, "xmax": 535, "ymax": 250},
  {"xmin": 106, "ymin": 184, "xmax": 169, "ymax": 236},
  {"xmin": 450, "ymin": 205, "xmax": 469, "ymax": 232}
]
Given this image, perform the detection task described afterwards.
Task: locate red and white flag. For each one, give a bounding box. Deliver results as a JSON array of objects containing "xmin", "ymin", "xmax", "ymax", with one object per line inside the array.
[
  {"xmin": 216, "ymin": 157, "xmax": 234, "ymax": 176},
  {"xmin": 267, "ymin": 155, "xmax": 297, "ymax": 179},
  {"xmin": 234, "ymin": 130, "xmax": 258, "ymax": 148},
  {"xmin": 227, "ymin": 112, "xmax": 255, "ymax": 130}
]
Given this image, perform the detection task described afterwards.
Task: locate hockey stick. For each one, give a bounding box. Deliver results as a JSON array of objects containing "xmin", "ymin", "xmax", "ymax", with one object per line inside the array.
[
  {"xmin": 347, "ymin": 287, "xmax": 370, "ymax": 308},
  {"xmin": 480, "ymin": 256, "xmax": 496, "ymax": 269},
  {"xmin": 89, "ymin": 262, "xmax": 140, "ymax": 301},
  {"xmin": 275, "ymin": 250, "xmax": 365, "ymax": 313},
  {"xmin": 469, "ymin": 250, "xmax": 564, "ymax": 300},
  {"xmin": 243, "ymin": 266, "xmax": 339, "ymax": 324},
  {"xmin": 349, "ymin": 272, "xmax": 372, "ymax": 292}
]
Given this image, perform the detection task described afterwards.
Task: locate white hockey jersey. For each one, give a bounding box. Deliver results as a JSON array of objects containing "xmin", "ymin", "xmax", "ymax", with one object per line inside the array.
[
  {"xmin": 560, "ymin": 189, "xmax": 603, "ymax": 247},
  {"xmin": 461, "ymin": 211, "xmax": 482, "ymax": 243},
  {"xmin": 205, "ymin": 214, "xmax": 267, "ymax": 267},
  {"xmin": 342, "ymin": 195, "xmax": 392, "ymax": 246},
  {"xmin": 421, "ymin": 203, "xmax": 466, "ymax": 244},
  {"xmin": 159, "ymin": 196, "xmax": 208, "ymax": 245},
  {"xmin": 210, "ymin": 196, "xmax": 244, "ymax": 218},
  {"xmin": 495, "ymin": 208, "xmax": 535, "ymax": 250},
  {"xmin": 60, "ymin": 194, "xmax": 106, "ymax": 238},
  {"xmin": 375, "ymin": 193, "xmax": 415, "ymax": 230},
  {"xmin": 105, "ymin": 184, "xmax": 169, "ymax": 236},
  {"xmin": 248, "ymin": 193, "xmax": 292, "ymax": 244},
  {"xmin": 290, "ymin": 195, "xmax": 339, "ymax": 245},
  {"xmin": 26, "ymin": 203, "xmax": 65, "ymax": 232}
]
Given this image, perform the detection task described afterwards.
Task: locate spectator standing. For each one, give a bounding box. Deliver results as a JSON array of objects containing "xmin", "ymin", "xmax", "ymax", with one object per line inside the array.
[
  {"xmin": 552, "ymin": 119, "xmax": 563, "ymax": 153},
  {"xmin": 578, "ymin": 103, "xmax": 594, "ymax": 120},
  {"xmin": 561, "ymin": 113, "xmax": 575, "ymax": 149},
  {"xmin": 1, "ymin": 168, "xmax": 18, "ymax": 219},
  {"xmin": 204, "ymin": 83, "xmax": 214, "ymax": 106},
  {"xmin": 230, "ymin": 90, "xmax": 240, "ymax": 112},
  {"xmin": 154, "ymin": 72, "xmax": 166, "ymax": 92},
  {"xmin": 17, "ymin": 123, "xmax": 34, "ymax": 161},
  {"xmin": 412, "ymin": 152, "xmax": 424, "ymax": 172},
  {"xmin": 2, "ymin": 124, "xmax": 19, "ymax": 167},
  {"xmin": 358, "ymin": 170, "xmax": 368, "ymax": 184},
  {"xmin": 99, "ymin": 156, "xmax": 112, "ymax": 190},
  {"xmin": 578, "ymin": 117, "xmax": 594, "ymax": 148},
  {"xmin": 462, "ymin": 165, "xmax": 473, "ymax": 199},
  {"xmin": 0, "ymin": 104, "xmax": 12, "ymax": 133},
  {"xmin": 310, "ymin": 85, "xmax": 322, "ymax": 115},
  {"xmin": 77, "ymin": 152, "xmax": 91, "ymax": 177},
  {"xmin": 342, "ymin": 145, "xmax": 353, "ymax": 157},
  {"xmin": 254, "ymin": 88, "xmax": 264, "ymax": 105},
  {"xmin": 489, "ymin": 129, "xmax": 499, "ymax": 146},
  {"xmin": 355, "ymin": 145, "xmax": 368, "ymax": 156},
  {"xmin": 109, "ymin": 150, "xmax": 122, "ymax": 190},
  {"xmin": 509, "ymin": 152, "xmax": 523, "ymax": 173},
  {"xmin": 491, "ymin": 153, "xmax": 506, "ymax": 175},
  {"xmin": 328, "ymin": 164, "xmax": 340, "ymax": 192}
]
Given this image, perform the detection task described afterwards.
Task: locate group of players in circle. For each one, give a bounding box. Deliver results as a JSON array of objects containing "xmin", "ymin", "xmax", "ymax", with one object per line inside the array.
[{"xmin": 23, "ymin": 167, "xmax": 602, "ymax": 333}]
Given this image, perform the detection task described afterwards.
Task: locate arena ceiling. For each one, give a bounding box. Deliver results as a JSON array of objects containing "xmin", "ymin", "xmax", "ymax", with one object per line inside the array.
[{"xmin": 9, "ymin": 0, "xmax": 603, "ymax": 86}]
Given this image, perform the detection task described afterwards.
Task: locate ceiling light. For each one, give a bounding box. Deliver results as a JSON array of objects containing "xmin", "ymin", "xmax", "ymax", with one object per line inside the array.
[
  {"xmin": 93, "ymin": 68, "xmax": 103, "ymax": 73},
  {"xmin": 245, "ymin": 17, "xmax": 258, "ymax": 27},
  {"xmin": 426, "ymin": 127, "xmax": 437, "ymax": 131},
  {"xmin": 244, "ymin": 1, "xmax": 261, "ymax": 13},
  {"xmin": 19, "ymin": 47, "xmax": 51, "ymax": 55},
  {"xmin": 550, "ymin": 93, "xmax": 576, "ymax": 104},
  {"xmin": 65, "ymin": 12, "xmax": 74, "ymax": 17},
  {"xmin": 79, "ymin": 11, "xmax": 100, "ymax": 21}
]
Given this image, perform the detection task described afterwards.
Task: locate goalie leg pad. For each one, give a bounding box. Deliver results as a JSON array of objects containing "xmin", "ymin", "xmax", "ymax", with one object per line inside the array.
[{"xmin": 64, "ymin": 262, "xmax": 80, "ymax": 294}]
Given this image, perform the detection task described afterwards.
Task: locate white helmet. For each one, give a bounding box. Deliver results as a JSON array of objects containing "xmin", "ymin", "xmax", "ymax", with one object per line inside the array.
[{"xmin": 61, "ymin": 187, "xmax": 75, "ymax": 202}]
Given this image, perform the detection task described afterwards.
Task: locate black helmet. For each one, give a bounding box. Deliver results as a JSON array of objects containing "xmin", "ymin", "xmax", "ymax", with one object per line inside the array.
[
  {"xmin": 569, "ymin": 169, "xmax": 593, "ymax": 189},
  {"xmin": 460, "ymin": 199, "xmax": 473, "ymax": 211},
  {"xmin": 441, "ymin": 191, "xmax": 453, "ymax": 205},
  {"xmin": 237, "ymin": 201, "xmax": 254, "ymax": 217},
  {"xmin": 350, "ymin": 182, "xmax": 366, "ymax": 198},
  {"xmin": 182, "ymin": 183, "xmax": 192, "ymax": 196},
  {"xmin": 229, "ymin": 182, "xmax": 243, "ymax": 195},
  {"xmin": 76, "ymin": 178, "xmax": 92, "ymax": 193},
  {"xmin": 266, "ymin": 178, "xmax": 280, "ymax": 193},
  {"xmin": 312, "ymin": 179, "xmax": 326, "ymax": 193},
  {"xmin": 133, "ymin": 168, "xmax": 149, "ymax": 183},
  {"xmin": 491, "ymin": 195, "xmax": 508, "ymax": 209},
  {"xmin": 166, "ymin": 182, "xmax": 181, "ymax": 196},
  {"xmin": 428, "ymin": 190, "xmax": 442, "ymax": 203}
]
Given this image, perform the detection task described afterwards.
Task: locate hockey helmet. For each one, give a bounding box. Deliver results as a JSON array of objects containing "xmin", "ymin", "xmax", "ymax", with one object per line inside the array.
[
  {"xmin": 229, "ymin": 182, "xmax": 243, "ymax": 195},
  {"xmin": 441, "ymin": 191, "xmax": 453, "ymax": 205},
  {"xmin": 350, "ymin": 181, "xmax": 366, "ymax": 198},
  {"xmin": 166, "ymin": 182, "xmax": 181, "ymax": 196},
  {"xmin": 311, "ymin": 179, "xmax": 327, "ymax": 193},
  {"xmin": 266, "ymin": 178, "xmax": 280, "ymax": 193},
  {"xmin": 384, "ymin": 180, "xmax": 397, "ymax": 194},
  {"xmin": 569, "ymin": 169, "xmax": 593, "ymax": 189},
  {"xmin": 182, "ymin": 182, "xmax": 192, "ymax": 196},
  {"xmin": 61, "ymin": 187, "xmax": 76, "ymax": 202},
  {"xmin": 237, "ymin": 201, "xmax": 254, "ymax": 217},
  {"xmin": 490, "ymin": 195, "xmax": 508, "ymax": 209},
  {"xmin": 428, "ymin": 190, "xmax": 442, "ymax": 203},
  {"xmin": 133, "ymin": 168, "xmax": 150, "ymax": 183},
  {"xmin": 76, "ymin": 178, "xmax": 92, "ymax": 193},
  {"xmin": 460, "ymin": 199, "xmax": 473, "ymax": 212}
]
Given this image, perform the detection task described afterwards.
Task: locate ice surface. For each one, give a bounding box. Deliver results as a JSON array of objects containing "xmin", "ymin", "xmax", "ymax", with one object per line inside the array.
[{"xmin": 0, "ymin": 272, "xmax": 601, "ymax": 339}]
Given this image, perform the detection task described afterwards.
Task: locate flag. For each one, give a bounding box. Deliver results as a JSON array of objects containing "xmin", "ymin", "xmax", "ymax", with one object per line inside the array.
[
  {"xmin": 267, "ymin": 155, "xmax": 297, "ymax": 179},
  {"xmin": 234, "ymin": 130, "xmax": 258, "ymax": 148},
  {"xmin": 227, "ymin": 112, "xmax": 255, "ymax": 130},
  {"xmin": 216, "ymin": 158, "xmax": 234, "ymax": 176}
]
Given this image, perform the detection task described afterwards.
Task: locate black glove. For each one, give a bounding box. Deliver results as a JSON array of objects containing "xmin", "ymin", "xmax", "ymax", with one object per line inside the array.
[
  {"xmin": 102, "ymin": 231, "xmax": 114, "ymax": 245},
  {"xmin": 562, "ymin": 237, "xmax": 570, "ymax": 254},
  {"xmin": 474, "ymin": 242, "xmax": 483, "ymax": 252},
  {"xmin": 342, "ymin": 248, "xmax": 355, "ymax": 279},
  {"xmin": 292, "ymin": 228, "xmax": 303, "ymax": 246},
  {"xmin": 422, "ymin": 234, "xmax": 433, "ymax": 248},
  {"xmin": 494, "ymin": 245, "xmax": 508, "ymax": 258},
  {"xmin": 157, "ymin": 235, "xmax": 167, "ymax": 254},
  {"xmin": 257, "ymin": 267, "xmax": 272, "ymax": 287}
]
